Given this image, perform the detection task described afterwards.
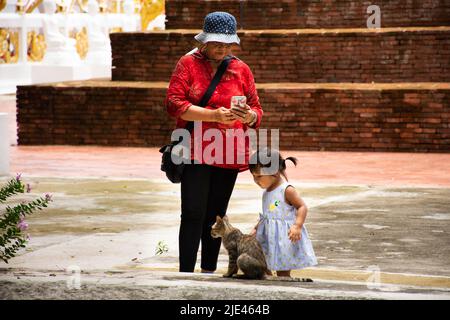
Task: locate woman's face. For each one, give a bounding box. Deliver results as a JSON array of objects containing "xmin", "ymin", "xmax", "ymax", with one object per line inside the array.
[{"xmin": 204, "ymin": 42, "xmax": 232, "ymax": 61}]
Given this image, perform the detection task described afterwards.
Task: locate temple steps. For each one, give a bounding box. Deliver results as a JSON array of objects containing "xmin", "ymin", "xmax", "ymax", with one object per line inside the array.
[
  {"xmin": 17, "ymin": 81, "xmax": 450, "ymax": 152},
  {"xmin": 29, "ymin": 80, "xmax": 450, "ymax": 90},
  {"xmin": 111, "ymin": 27, "xmax": 450, "ymax": 83},
  {"xmin": 165, "ymin": 0, "xmax": 450, "ymax": 29}
]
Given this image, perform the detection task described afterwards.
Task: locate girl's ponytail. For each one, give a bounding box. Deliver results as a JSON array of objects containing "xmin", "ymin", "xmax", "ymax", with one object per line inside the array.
[
  {"xmin": 285, "ymin": 157, "xmax": 298, "ymax": 167},
  {"xmin": 281, "ymin": 156, "xmax": 298, "ymax": 181}
]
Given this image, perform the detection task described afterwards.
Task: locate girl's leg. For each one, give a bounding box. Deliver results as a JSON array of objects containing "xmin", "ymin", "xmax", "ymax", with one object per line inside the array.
[
  {"xmin": 179, "ymin": 164, "xmax": 212, "ymax": 272},
  {"xmin": 276, "ymin": 270, "xmax": 291, "ymax": 277},
  {"xmin": 200, "ymin": 166, "xmax": 239, "ymax": 272}
]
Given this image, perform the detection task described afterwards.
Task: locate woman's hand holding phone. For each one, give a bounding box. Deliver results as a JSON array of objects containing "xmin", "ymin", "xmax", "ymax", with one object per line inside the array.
[{"xmin": 230, "ymin": 96, "xmax": 255, "ymax": 123}]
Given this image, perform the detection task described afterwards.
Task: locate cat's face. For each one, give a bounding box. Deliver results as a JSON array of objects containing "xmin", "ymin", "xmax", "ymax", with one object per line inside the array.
[{"xmin": 211, "ymin": 216, "xmax": 226, "ymax": 238}]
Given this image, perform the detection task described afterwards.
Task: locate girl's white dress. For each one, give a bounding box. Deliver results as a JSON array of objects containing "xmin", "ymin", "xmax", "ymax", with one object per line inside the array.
[{"xmin": 256, "ymin": 181, "xmax": 318, "ymax": 271}]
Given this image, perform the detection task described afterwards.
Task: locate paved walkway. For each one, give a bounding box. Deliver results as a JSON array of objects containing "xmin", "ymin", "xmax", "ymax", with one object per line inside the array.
[
  {"xmin": 9, "ymin": 145, "xmax": 450, "ymax": 187},
  {"xmin": 1, "ymin": 270, "xmax": 449, "ymax": 300},
  {"xmin": 2, "ymin": 145, "xmax": 450, "ymax": 300}
]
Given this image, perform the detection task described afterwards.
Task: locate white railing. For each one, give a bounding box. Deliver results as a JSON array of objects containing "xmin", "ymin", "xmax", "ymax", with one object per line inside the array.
[
  {"xmin": 1, "ymin": 13, "xmax": 140, "ymax": 60},
  {"xmin": 0, "ymin": 0, "xmax": 164, "ymax": 94}
]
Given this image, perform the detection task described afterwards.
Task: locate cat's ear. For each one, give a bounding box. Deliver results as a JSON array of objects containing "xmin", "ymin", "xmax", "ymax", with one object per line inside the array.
[
  {"xmin": 222, "ymin": 215, "xmax": 228, "ymax": 222},
  {"xmin": 216, "ymin": 215, "xmax": 222, "ymax": 223}
]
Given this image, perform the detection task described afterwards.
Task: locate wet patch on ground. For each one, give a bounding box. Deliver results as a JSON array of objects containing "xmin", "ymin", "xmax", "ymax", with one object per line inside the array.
[{"xmin": 309, "ymin": 187, "xmax": 450, "ymax": 276}]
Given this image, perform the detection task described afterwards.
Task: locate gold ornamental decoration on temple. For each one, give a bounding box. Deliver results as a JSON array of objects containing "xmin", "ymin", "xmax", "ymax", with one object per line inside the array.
[
  {"xmin": 0, "ymin": 29, "xmax": 19, "ymax": 64},
  {"xmin": 111, "ymin": 0, "xmax": 123, "ymax": 13},
  {"xmin": 133, "ymin": 0, "xmax": 140, "ymax": 14},
  {"xmin": 0, "ymin": 0, "xmax": 7, "ymax": 12},
  {"xmin": 56, "ymin": 0, "xmax": 67, "ymax": 13},
  {"xmin": 27, "ymin": 30, "xmax": 46, "ymax": 61},
  {"xmin": 140, "ymin": 0, "xmax": 164, "ymax": 31},
  {"xmin": 70, "ymin": 27, "xmax": 88, "ymax": 59},
  {"xmin": 109, "ymin": 27, "xmax": 123, "ymax": 33},
  {"xmin": 67, "ymin": 0, "xmax": 89, "ymax": 13},
  {"xmin": 25, "ymin": 0, "xmax": 44, "ymax": 13},
  {"xmin": 98, "ymin": 0, "xmax": 108, "ymax": 13},
  {"xmin": 77, "ymin": 0, "xmax": 89, "ymax": 13},
  {"xmin": 16, "ymin": 0, "xmax": 26, "ymax": 13}
]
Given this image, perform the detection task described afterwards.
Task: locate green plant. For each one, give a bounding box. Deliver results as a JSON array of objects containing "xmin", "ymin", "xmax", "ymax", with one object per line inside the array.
[
  {"xmin": 0, "ymin": 174, "xmax": 52, "ymax": 263},
  {"xmin": 155, "ymin": 240, "xmax": 168, "ymax": 256}
]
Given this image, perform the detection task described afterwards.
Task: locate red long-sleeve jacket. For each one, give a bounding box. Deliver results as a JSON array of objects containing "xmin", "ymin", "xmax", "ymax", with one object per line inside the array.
[{"xmin": 165, "ymin": 49, "xmax": 263, "ymax": 172}]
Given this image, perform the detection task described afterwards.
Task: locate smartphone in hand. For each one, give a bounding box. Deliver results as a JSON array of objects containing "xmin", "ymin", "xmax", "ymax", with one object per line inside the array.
[{"xmin": 230, "ymin": 96, "xmax": 248, "ymax": 112}]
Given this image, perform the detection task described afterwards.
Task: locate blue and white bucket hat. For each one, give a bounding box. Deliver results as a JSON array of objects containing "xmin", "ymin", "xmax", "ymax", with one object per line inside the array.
[{"xmin": 194, "ymin": 11, "xmax": 240, "ymax": 45}]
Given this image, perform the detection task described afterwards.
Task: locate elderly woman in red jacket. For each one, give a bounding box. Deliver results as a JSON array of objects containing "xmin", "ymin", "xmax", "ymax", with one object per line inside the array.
[{"xmin": 165, "ymin": 11, "xmax": 263, "ymax": 273}]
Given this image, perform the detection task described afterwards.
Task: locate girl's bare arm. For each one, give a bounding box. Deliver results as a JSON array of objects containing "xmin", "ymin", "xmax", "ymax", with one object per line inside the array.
[{"xmin": 285, "ymin": 186, "xmax": 308, "ymax": 227}]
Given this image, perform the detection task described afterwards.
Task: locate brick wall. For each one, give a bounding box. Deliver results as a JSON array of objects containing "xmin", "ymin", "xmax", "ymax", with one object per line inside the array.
[
  {"xmin": 17, "ymin": 83, "xmax": 450, "ymax": 152},
  {"xmin": 111, "ymin": 29, "xmax": 450, "ymax": 83},
  {"xmin": 260, "ymin": 87, "xmax": 450, "ymax": 152},
  {"xmin": 17, "ymin": 84, "xmax": 173, "ymax": 146},
  {"xmin": 166, "ymin": 0, "xmax": 450, "ymax": 29}
]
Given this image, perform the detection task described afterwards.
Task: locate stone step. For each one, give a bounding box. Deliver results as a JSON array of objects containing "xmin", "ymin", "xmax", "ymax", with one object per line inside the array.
[
  {"xmin": 17, "ymin": 81, "xmax": 450, "ymax": 152},
  {"xmin": 165, "ymin": 0, "xmax": 450, "ymax": 29},
  {"xmin": 111, "ymin": 27, "xmax": 450, "ymax": 83}
]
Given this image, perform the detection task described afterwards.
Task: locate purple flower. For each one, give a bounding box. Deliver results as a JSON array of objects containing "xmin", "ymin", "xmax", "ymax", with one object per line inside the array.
[
  {"xmin": 17, "ymin": 218, "xmax": 28, "ymax": 231},
  {"xmin": 45, "ymin": 193, "xmax": 52, "ymax": 202},
  {"xmin": 26, "ymin": 184, "xmax": 31, "ymax": 193},
  {"xmin": 16, "ymin": 173, "xmax": 22, "ymax": 182}
]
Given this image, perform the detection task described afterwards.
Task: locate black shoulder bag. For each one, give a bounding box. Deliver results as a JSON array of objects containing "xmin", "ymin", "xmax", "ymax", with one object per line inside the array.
[{"xmin": 159, "ymin": 57, "xmax": 232, "ymax": 183}]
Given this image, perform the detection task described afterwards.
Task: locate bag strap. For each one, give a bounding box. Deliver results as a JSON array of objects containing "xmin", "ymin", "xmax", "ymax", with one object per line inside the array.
[{"xmin": 185, "ymin": 56, "xmax": 233, "ymax": 133}]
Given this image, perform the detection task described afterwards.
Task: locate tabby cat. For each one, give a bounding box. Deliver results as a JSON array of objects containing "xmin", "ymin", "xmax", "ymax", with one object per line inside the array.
[{"xmin": 211, "ymin": 215, "xmax": 270, "ymax": 279}]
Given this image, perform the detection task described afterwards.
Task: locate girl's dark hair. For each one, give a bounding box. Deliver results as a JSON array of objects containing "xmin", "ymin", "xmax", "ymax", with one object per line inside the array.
[{"xmin": 249, "ymin": 148, "xmax": 298, "ymax": 181}]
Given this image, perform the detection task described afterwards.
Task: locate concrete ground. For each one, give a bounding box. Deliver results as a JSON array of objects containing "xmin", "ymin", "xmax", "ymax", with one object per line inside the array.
[{"xmin": 0, "ymin": 146, "xmax": 449, "ymax": 300}]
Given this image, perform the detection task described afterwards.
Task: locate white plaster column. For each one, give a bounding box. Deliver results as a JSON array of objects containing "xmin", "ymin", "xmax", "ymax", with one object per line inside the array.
[{"xmin": 0, "ymin": 113, "xmax": 10, "ymax": 176}]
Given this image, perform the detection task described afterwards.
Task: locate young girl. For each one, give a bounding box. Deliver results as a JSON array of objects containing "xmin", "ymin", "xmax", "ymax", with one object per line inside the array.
[{"xmin": 249, "ymin": 149, "xmax": 317, "ymax": 277}]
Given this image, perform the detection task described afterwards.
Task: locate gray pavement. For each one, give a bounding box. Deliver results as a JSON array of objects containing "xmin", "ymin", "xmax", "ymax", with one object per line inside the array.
[{"xmin": 1, "ymin": 177, "xmax": 449, "ymax": 299}]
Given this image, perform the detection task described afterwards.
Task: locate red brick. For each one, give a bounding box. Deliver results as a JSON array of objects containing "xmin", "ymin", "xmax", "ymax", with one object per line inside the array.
[
  {"xmin": 16, "ymin": 84, "xmax": 450, "ymax": 152},
  {"xmin": 165, "ymin": 0, "xmax": 450, "ymax": 29},
  {"xmin": 111, "ymin": 30, "xmax": 450, "ymax": 83}
]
